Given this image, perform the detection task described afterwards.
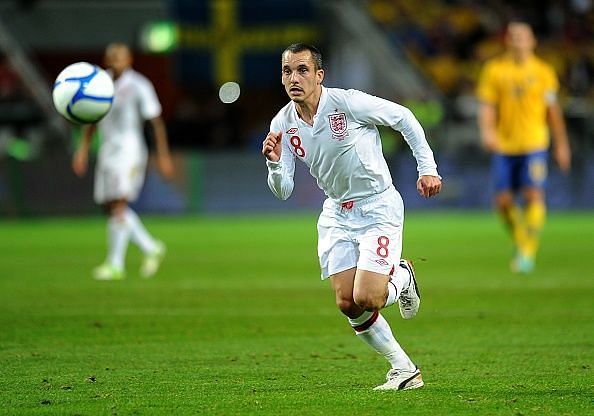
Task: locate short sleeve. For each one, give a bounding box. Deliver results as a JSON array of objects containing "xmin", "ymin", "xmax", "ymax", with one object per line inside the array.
[
  {"xmin": 137, "ymin": 76, "xmax": 162, "ymax": 120},
  {"xmin": 544, "ymin": 64, "xmax": 559, "ymax": 93},
  {"xmin": 476, "ymin": 61, "xmax": 498, "ymax": 104}
]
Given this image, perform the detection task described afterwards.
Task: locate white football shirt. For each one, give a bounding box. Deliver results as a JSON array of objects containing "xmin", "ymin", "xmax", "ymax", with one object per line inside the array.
[
  {"xmin": 266, "ymin": 86, "xmax": 439, "ymax": 202},
  {"xmin": 97, "ymin": 68, "xmax": 162, "ymax": 164}
]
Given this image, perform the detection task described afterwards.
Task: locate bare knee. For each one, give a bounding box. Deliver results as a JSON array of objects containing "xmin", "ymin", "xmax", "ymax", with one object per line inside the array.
[
  {"xmin": 352, "ymin": 270, "xmax": 390, "ymax": 311},
  {"xmin": 523, "ymin": 187, "xmax": 544, "ymax": 204},
  {"xmin": 336, "ymin": 297, "xmax": 364, "ymax": 319},
  {"xmin": 495, "ymin": 192, "xmax": 514, "ymax": 212},
  {"xmin": 103, "ymin": 199, "xmax": 128, "ymax": 217},
  {"xmin": 353, "ymin": 291, "xmax": 384, "ymax": 312}
]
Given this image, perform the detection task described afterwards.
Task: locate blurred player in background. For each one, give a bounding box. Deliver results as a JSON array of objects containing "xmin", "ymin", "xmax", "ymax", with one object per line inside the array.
[
  {"xmin": 477, "ymin": 21, "xmax": 571, "ymax": 274},
  {"xmin": 262, "ymin": 43, "xmax": 441, "ymax": 391},
  {"xmin": 72, "ymin": 42, "xmax": 173, "ymax": 280}
]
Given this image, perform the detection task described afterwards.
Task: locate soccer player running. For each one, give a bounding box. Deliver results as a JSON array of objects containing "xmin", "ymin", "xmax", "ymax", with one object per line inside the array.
[
  {"xmin": 262, "ymin": 43, "xmax": 441, "ymax": 390},
  {"xmin": 72, "ymin": 43, "xmax": 174, "ymax": 280},
  {"xmin": 477, "ymin": 21, "xmax": 571, "ymax": 274}
]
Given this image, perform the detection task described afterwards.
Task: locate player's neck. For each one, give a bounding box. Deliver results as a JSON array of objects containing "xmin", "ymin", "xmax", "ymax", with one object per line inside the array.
[
  {"xmin": 112, "ymin": 67, "xmax": 130, "ymax": 80},
  {"xmin": 295, "ymin": 87, "xmax": 322, "ymax": 126},
  {"xmin": 510, "ymin": 51, "xmax": 532, "ymax": 64}
]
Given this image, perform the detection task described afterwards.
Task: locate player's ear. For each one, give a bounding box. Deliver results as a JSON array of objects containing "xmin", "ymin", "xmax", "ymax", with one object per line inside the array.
[{"xmin": 317, "ymin": 69, "xmax": 324, "ymax": 85}]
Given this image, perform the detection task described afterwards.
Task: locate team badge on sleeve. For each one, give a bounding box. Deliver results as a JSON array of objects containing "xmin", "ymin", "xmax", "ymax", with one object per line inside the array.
[{"xmin": 328, "ymin": 112, "xmax": 348, "ymax": 140}]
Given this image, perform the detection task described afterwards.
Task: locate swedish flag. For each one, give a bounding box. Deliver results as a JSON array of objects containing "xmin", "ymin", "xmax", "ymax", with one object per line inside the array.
[{"xmin": 172, "ymin": 0, "xmax": 319, "ymax": 86}]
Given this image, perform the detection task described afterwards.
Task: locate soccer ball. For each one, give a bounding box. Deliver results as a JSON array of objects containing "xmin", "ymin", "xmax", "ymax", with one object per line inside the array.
[{"xmin": 52, "ymin": 62, "xmax": 114, "ymax": 124}]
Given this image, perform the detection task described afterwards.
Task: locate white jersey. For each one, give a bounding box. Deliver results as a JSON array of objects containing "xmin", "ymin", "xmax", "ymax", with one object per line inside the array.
[
  {"xmin": 97, "ymin": 68, "xmax": 162, "ymax": 165},
  {"xmin": 266, "ymin": 86, "xmax": 439, "ymax": 203}
]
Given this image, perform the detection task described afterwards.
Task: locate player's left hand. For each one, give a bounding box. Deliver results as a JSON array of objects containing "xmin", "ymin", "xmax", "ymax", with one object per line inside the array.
[
  {"xmin": 417, "ymin": 175, "xmax": 442, "ymax": 198},
  {"xmin": 553, "ymin": 143, "xmax": 571, "ymax": 174}
]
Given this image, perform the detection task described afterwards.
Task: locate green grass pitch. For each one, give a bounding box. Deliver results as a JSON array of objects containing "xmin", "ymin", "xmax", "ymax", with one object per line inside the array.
[{"xmin": 0, "ymin": 212, "xmax": 592, "ymax": 415}]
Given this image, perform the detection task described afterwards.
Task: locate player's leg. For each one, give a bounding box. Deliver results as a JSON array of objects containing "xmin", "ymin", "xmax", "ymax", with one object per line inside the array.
[
  {"xmin": 521, "ymin": 187, "xmax": 545, "ymax": 264},
  {"xmin": 322, "ymin": 239, "xmax": 409, "ymax": 376},
  {"xmin": 330, "ymin": 269, "xmax": 423, "ymax": 390},
  {"xmin": 93, "ymin": 163, "xmax": 127, "ymax": 280},
  {"xmin": 124, "ymin": 207, "xmax": 165, "ymax": 277},
  {"xmin": 330, "ymin": 269, "xmax": 420, "ymax": 390},
  {"xmin": 354, "ymin": 188, "xmax": 418, "ymax": 318},
  {"xmin": 515, "ymin": 151, "xmax": 548, "ymax": 272},
  {"xmin": 124, "ymin": 162, "xmax": 165, "ymax": 277},
  {"xmin": 351, "ymin": 189, "xmax": 422, "ymax": 390},
  {"xmin": 319, "ymin": 193, "xmax": 422, "ymax": 390},
  {"xmin": 331, "ymin": 268, "xmax": 411, "ymax": 372},
  {"xmin": 492, "ymin": 154, "xmax": 527, "ymax": 258},
  {"xmin": 94, "ymin": 198, "xmax": 129, "ymax": 280},
  {"xmin": 353, "ymin": 262, "xmax": 414, "ymax": 314},
  {"xmin": 494, "ymin": 190, "xmax": 526, "ymax": 250}
]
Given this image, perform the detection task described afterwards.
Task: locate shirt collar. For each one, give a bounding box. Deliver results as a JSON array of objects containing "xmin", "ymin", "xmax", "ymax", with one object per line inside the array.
[{"xmin": 291, "ymin": 85, "xmax": 326, "ymax": 123}]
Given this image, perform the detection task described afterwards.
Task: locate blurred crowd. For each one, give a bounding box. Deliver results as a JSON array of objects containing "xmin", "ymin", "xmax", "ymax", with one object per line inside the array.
[
  {"xmin": 367, "ymin": 0, "xmax": 594, "ymax": 103},
  {"xmin": 0, "ymin": 0, "xmax": 592, "ymax": 152}
]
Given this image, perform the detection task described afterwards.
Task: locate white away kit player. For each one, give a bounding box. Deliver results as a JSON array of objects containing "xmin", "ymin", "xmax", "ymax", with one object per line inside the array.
[
  {"xmin": 73, "ymin": 43, "xmax": 174, "ymax": 280},
  {"xmin": 262, "ymin": 43, "xmax": 442, "ymax": 390}
]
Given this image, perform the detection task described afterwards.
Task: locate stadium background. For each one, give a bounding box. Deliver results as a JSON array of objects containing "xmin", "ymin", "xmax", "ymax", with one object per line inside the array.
[
  {"xmin": 1, "ymin": 2, "xmax": 593, "ymax": 415},
  {"xmin": 0, "ymin": 0, "xmax": 592, "ymax": 216}
]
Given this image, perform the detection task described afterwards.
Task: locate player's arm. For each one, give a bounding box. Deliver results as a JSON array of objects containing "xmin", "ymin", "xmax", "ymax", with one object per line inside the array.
[
  {"xmin": 397, "ymin": 109, "xmax": 442, "ymax": 198},
  {"xmin": 72, "ymin": 124, "xmax": 97, "ymax": 177},
  {"xmin": 345, "ymin": 90, "xmax": 441, "ymax": 197},
  {"xmin": 476, "ymin": 62, "xmax": 499, "ymax": 153},
  {"xmin": 394, "ymin": 110, "xmax": 443, "ymax": 198},
  {"xmin": 478, "ymin": 101, "xmax": 498, "ymax": 153},
  {"xmin": 262, "ymin": 130, "xmax": 295, "ymax": 200},
  {"xmin": 547, "ymin": 101, "xmax": 571, "ymax": 173},
  {"xmin": 148, "ymin": 116, "xmax": 174, "ymax": 179}
]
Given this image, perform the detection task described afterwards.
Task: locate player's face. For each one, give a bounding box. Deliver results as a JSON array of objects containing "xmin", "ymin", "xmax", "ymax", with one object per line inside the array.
[
  {"xmin": 506, "ymin": 23, "xmax": 535, "ymax": 57},
  {"xmin": 281, "ymin": 50, "xmax": 324, "ymax": 104},
  {"xmin": 104, "ymin": 46, "xmax": 132, "ymax": 77}
]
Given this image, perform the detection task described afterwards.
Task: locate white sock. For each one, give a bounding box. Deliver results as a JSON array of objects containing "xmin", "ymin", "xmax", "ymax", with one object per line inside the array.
[
  {"xmin": 384, "ymin": 264, "xmax": 411, "ymax": 308},
  {"xmin": 350, "ymin": 312, "xmax": 416, "ymax": 371},
  {"xmin": 124, "ymin": 208, "xmax": 157, "ymax": 254},
  {"xmin": 106, "ymin": 214, "xmax": 131, "ymax": 270}
]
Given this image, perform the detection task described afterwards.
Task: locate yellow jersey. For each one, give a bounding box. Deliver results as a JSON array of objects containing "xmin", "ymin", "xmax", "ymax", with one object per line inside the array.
[{"xmin": 476, "ymin": 54, "xmax": 559, "ymax": 155}]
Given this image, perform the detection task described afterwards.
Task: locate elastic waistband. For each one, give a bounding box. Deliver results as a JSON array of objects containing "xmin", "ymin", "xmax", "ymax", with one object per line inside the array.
[{"xmin": 334, "ymin": 186, "xmax": 395, "ymax": 210}]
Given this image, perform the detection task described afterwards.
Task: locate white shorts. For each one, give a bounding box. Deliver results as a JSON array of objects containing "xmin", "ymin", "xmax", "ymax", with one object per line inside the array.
[
  {"xmin": 317, "ymin": 185, "xmax": 404, "ymax": 279},
  {"xmin": 94, "ymin": 155, "xmax": 146, "ymax": 204}
]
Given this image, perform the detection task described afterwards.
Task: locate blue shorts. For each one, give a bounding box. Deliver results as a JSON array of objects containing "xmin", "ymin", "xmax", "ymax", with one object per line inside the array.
[{"xmin": 492, "ymin": 151, "xmax": 548, "ymax": 192}]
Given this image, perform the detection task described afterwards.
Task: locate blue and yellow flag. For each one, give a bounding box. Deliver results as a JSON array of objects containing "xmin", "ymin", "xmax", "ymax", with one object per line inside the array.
[{"xmin": 171, "ymin": 0, "xmax": 319, "ymax": 86}]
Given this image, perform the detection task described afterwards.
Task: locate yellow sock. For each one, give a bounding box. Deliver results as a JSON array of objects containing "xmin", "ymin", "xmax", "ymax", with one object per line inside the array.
[
  {"xmin": 522, "ymin": 200, "xmax": 546, "ymax": 258},
  {"xmin": 500, "ymin": 204, "xmax": 526, "ymax": 250}
]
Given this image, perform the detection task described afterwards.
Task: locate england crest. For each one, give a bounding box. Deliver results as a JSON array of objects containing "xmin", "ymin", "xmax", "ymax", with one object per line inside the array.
[{"xmin": 328, "ymin": 112, "xmax": 348, "ymax": 139}]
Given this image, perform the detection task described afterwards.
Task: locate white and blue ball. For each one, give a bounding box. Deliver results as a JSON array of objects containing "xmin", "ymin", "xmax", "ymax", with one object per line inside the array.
[{"xmin": 52, "ymin": 62, "xmax": 114, "ymax": 124}]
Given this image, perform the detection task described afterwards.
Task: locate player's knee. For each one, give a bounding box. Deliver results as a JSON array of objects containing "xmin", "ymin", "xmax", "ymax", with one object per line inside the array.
[
  {"xmin": 495, "ymin": 193, "xmax": 514, "ymax": 211},
  {"xmin": 103, "ymin": 200, "xmax": 128, "ymax": 217},
  {"xmin": 353, "ymin": 292, "xmax": 383, "ymax": 311},
  {"xmin": 336, "ymin": 297, "xmax": 358, "ymax": 316},
  {"xmin": 523, "ymin": 188, "xmax": 544, "ymax": 203}
]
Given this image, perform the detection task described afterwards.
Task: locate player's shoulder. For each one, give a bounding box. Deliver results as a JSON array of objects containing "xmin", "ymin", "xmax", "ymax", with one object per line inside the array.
[
  {"xmin": 324, "ymin": 87, "xmax": 373, "ymax": 108},
  {"xmin": 531, "ymin": 55, "xmax": 557, "ymax": 75},
  {"xmin": 479, "ymin": 55, "xmax": 514, "ymax": 82},
  {"xmin": 325, "ymin": 86, "xmax": 361, "ymax": 99},
  {"xmin": 126, "ymin": 69, "xmax": 154, "ymax": 87},
  {"xmin": 482, "ymin": 54, "xmax": 508, "ymax": 71}
]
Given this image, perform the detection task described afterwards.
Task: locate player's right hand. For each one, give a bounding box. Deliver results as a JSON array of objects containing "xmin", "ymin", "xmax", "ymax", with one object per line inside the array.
[
  {"xmin": 481, "ymin": 131, "xmax": 498, "ymax": 153},
  {"xmin": 262, "ymin": 131, "xmax": 282, "ymax": 162}
]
